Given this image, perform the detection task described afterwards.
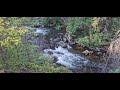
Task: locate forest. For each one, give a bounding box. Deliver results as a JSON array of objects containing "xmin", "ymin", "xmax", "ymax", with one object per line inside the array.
[{"xmin": 0, "ymin": 17, "xmax": 120, "ymax": 73}]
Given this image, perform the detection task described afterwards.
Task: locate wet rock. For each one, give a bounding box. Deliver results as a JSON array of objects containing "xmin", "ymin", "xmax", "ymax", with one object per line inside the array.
[
  {"xmin": 31, "ymin": 37, "xmax": 36, "ymax": 40},
  {"xmin": 53, "ymin": 38, "xmax": 61, "ymax": 42},
  {"xmin": 52, "ymin": 56, "xmax": 58, "ymax": 63},
  {"xmin": 82, "ymin": 50, "xmax": 93, "ymax": 55},
  {"xmin": 58, "ymin": 41, "xmax": 67, "ymax": 48},
  {"xmin": 96, "ymin": 52, "xmax": 102, "ymax": 55},
  {"xmin": 50, "ymin": 40, "xmax": 56, "ymax": 49},
  {"xmin": 36, "ymin": 44, "xmax": 50, "ymax": 52},
  {"xmin": 95, "ymin": 47, "xmax": 100, "ymax": 52},
  {"xmin": 63, "ymin": 37, "xmax": 67, "ymax": 42},
  {"xmin": 56, "ymin": 52, "xmax": 64, "ymax": 55},
  {"xmin": 37, "ymin": 37, "xmax": 51, "ymax": 51},
  {"xmin": 46, "ymin": 54, "xmax": 58, "ymax": 63},
  {"xmin": 39, "ymin": 39, "xmax": 49, "ymax": 46},
  {"xmin": 50, "ymin": 37, "xmax": 68, "ymax": 48},
  {"xmin": 48, "ymin": 51, "xmax": 53, "ymax": 55},
  {"xmin": 50, "ymin": 38, "xmax": 60, "ymax": 49},
  {"xmin": 67, "ymin": 45, "xmax": 72, "ymax": 49}
]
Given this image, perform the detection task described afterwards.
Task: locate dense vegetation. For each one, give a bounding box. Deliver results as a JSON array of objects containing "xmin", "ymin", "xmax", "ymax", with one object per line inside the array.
[
  {"xmin": 1, "ymin": 17, "xmax": 120, "ymax": 73},
  {"xmin": 0, "ymin": 17, "xmax": 71, "ymax": 73},
  {"xmin": 27, "ymin": 17, "xmax": 118, "ymax": 47}
]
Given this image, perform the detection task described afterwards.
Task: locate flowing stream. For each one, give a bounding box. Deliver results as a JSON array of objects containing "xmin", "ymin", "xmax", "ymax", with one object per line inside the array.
[{"xmin": 26, "ymin": 26, "xmax": 108, "ymax": 73}]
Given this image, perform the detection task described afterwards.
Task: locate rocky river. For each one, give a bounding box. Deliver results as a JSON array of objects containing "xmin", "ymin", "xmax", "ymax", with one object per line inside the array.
[{"xmin": 26, "ymin": 26, "xmax": 109, "ymax": 73}]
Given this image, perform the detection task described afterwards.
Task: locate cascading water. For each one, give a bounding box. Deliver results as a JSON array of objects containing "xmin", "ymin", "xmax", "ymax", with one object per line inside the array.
[
  {"xmin": 44, "ymin": 46, "xmax": 89, "ymax": 69},
  {"xmin": 26, "ymin": 26, "xmax": 108, "ymax": 72},
  {"xmin": 26, "ymin": 26, "xmax": 49, "ymax": 35}
]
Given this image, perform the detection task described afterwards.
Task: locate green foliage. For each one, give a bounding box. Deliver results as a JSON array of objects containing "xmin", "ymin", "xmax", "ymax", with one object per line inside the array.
[
  {"xmin": 65, "ymin": 17, "xmax": 118, "ymax": 48},
  {"xmin": 109, "ymin": 17, "xmax": 120, "ymax": 32},
  {"xmin": 78, "ymin": 36, "xmax": 90, "ymax": 46},
  {"xmin": 24, "ymin": 17, "xmax": 43, "ymax": 27},
  {"xmin": 0, "ymin": 58, "xmax": 4, "ymax": 70},
  {"xmin": 3, "ymin": 39, "xmax": 72, "ymax": 73},
  {"xmin": 41, "ymin": 17, "xmax": 64, "ymax": 29},
  {"xmin": 6, "ymin": 45, "xmax": 71, "ymax": 73},
  {"xmin": 66, "ymin": 17, "xmax": 92, "ymax": 34},
  {"xmin": 91, "ymin": 33, "xmax": 105, "ymax": 47},
  {"xmin": 66, "ymin": 17, "xmax": 81, "ymax": 34},
  {"xmin": 2, "ymin": 17, "xmax": 120, "ymax": 73},
  {"xmin": 91, "ymin": 17, "xmax": 101, "ymax": 32},
  {"xmin": 24, "ymin": 17, "xmax": 64, "ymax": 30},
  {"xmin": 78, "ymin": 33, "xmax": 112, "ymax": 47},
  {"xmin": 0, "ymin": 17, "xmax": 27, "ymax": 47},
  {"xmin": 0, "ymin": 17, "xmax": 72, "ymax": 73}
]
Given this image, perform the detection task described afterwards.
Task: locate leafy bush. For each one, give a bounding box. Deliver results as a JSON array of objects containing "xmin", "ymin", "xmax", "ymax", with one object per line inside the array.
[
  {"xmin": 66, "ymin": 17, "xmax": 92, "ymax": 34},
  {"xmin": 41, "ymin": 17, "xmax": 64, "ymax": 29},
  {"xmin": 78, "ymin": 33, "xmax": 111, "ymax": 47},
  {"xmin": 8, "ymin": 53, "xmax": 72, "ymax": 73},
  {"xmin": 78, "ymin": 36, "xmax": 90, "ymax": 46},
  {"xmin": 109, "ymin": 17, "xmax": 120, "ymax": 32},
  {"xmin": 3, "ymin": 40, "xmax": 72, "ymax": 73},
  {"xmin": 0, "ymin": 58, "xmax": 4, "ymax": 70}
]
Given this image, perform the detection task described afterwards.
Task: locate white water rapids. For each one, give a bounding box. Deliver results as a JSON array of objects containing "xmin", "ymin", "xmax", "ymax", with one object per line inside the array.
[{"xmin": 44, "ymin": 46, "xmax": 89, "ymax": 69}]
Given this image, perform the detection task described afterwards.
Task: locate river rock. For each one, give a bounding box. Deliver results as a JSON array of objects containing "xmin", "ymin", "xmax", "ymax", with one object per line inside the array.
[
  {"xmin": 50, "ymin": 40, "xmax": 55, "ymax": 49},
  {"xmin": 46, "ymin": 54, "xmax": 58, "ymax": 63},
  {"xmin": 50, "ymin": 38, "xmax": 61, "ymax": 49},
  {"xmin": 58, "ymin": 41, "xmax": 67, "ymax": 48},
  {"xmin": 53, "ymin": 38, "xmax": 62, "ymax": 42},
  {"xmin": 82, "ymin": 50, "xmax": 93, "ymax": 55},
  {"xmin": 63, "ymin": 37, "xmax": 67, "ymax": 42},
  {"xmin": 52, "ymin": 56, "xmax": 58, "ymax": 63},
  {"xmin": 48, "ymin": 51, "xmax": 53, "ymax": 55}
]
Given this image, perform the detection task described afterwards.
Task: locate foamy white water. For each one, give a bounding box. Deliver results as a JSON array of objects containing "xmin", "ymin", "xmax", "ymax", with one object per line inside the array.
[
  {"xmin": 44, "ymin": 46, "xmax": 89, "ymax": 69},
  {"xmin": 26, "ymin": 26, "xmax": 49, "ymax": 35}
]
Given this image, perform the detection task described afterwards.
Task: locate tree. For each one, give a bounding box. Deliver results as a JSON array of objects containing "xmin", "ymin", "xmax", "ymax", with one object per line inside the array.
[{"xmin": 0, "ymin": 17, "xmax": 27, "ymax": 71}]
